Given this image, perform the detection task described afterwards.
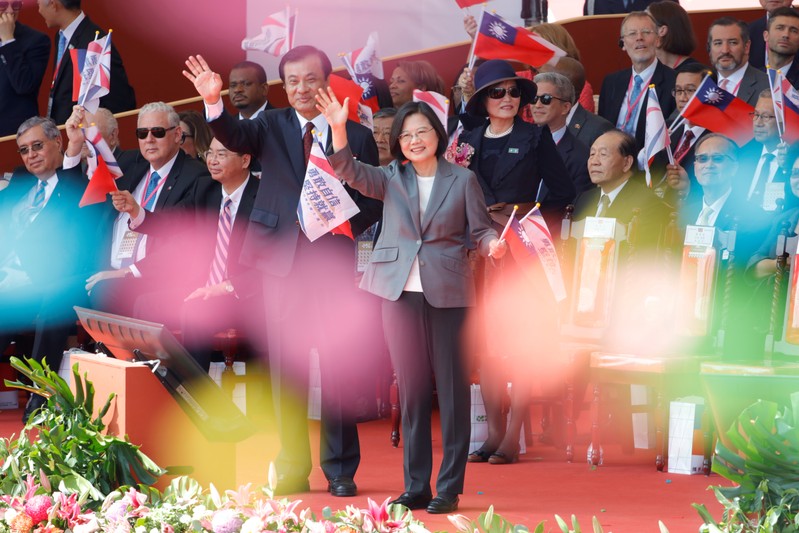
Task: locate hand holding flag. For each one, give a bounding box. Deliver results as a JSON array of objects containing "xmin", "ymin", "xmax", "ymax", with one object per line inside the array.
[{"xmin": 679, "ymin": 75, "xmax": 755, "ymax": 146}]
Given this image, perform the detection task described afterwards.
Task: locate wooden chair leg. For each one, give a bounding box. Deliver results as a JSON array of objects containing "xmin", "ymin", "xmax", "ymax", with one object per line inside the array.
[
  {"xmin": 565, "ymin": 379, "xmax": 575, "ymax": 462},
  {"xmin": 590, "ymin": 382, "xmax": 602, "ymax": 465}
]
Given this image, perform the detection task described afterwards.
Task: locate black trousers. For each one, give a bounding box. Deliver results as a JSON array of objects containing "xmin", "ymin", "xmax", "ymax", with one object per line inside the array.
[{"xmin": 382, "ymin": 291, "xmax": 470, "ymax": 496}]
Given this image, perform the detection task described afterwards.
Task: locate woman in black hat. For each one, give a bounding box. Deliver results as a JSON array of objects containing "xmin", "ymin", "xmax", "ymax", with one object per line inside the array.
[{"xmin": 457, "ymin": 59, "xmax": 574, "ymax": 465}]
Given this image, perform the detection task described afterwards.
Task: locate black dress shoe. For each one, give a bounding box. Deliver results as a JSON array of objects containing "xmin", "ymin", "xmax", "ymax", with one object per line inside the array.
[
  {"xmin": 390, "ymin": 491, "xmax": 432, "ymax": 510},
  {"xmin": 327, "ymin": 477, "xmax": 357, "ymax": 497},
  {"xmin": 22, "ymin": 394, "xmax": 45, "ymax": 424},
  {"xmin": 273, "ymin": 475, "xmax": 310, "ymax": 496},
  {"xmin": 426, "ymin": 493, "xmax": 459, "ymax": 514}
]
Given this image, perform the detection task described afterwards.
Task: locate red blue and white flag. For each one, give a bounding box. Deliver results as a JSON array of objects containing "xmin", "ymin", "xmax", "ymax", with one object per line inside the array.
[
  {"xmin": 681, "ymin": 75, "xmax": 754, "ymax": 146},
  {"xmin": 768, "ymin": 67, "xmax": 799, "ymax": 144},
  {"xmin": 473, "ymin": 11, "xmax": 566, "ymax": 68},
  {"xmin": 413, "ymin": 89, "xmax": 449, "ymax": 131},
  {"xmin": 79, "ymin": 124, "xmax": 121, "ymax": 207},
  {"xmin": 455, "ymin": 0, "xmax": 486, "ymax": 7},
  {"xmin": 70, "ymin": 48, "xmax": 87, "ymax": 101},
  {"xmin": 341, "ymin": 32, "xmax": 383, "ymax": 113},
  {"xmin": 297, "ymin": 139, "xmax": 360, "ymax": 242},
  {"xmin": 242, "ymin": 6, "xmax": 297, "ymax": 57},
  {"xmin": 78, "ymin": 31, "xmax": 111, "ymax": 114},
  {"xmin": 519, "ymin": 206, "xmax": 567, "ymax": 302},
  {"xmin": 637, "ymin": 85, "xmax": 670, "ymax": 187}
]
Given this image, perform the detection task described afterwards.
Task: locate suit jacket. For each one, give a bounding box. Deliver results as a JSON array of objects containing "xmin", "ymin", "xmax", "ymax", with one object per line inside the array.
[
  {"xmin": 573, "ymin": 178, "xmax": 670, "ymax": 248},
  {"xmin": 0, "ymin": 167, "xmax": 96, "ymax": 285},
  {"xmin": 134, "ymin": 174, "xmax": 262, "ymax": 298},
  {"xmin": 458, "ymin": 117, "xmax": 575, "ymax": 215},
  {"xmin": 749, "ymin": 206, "xmax": 799, "ymax": 270},
  {"xmin": 208, "ymin": 107, "xmax": 382, "ymax": 278},
  {"xmin": 49, "ymin": 16, "xmax": 136, "ymax": 125},
  {"xmin": 748, "ymin": 16, "xmax": 768, "ymax": 72},
  {"xmin": 598, "ymin": 61, "xmax": 676, "ymax": 150},
  {"xmin": 785, "ymin": 61, "xmax": 799, "ymax": 93},
  {"xmin": 736, "ymin": 65, "xmax": 770, "ymax": 107},
  {"xmin": 329, "ymin": 146, "xmax": 497, "ymax": 308},
  {"xmin": 584, "ymin": 0, "xmax": 658, "ymax": 15},
  {"xmin": 0, "ymin": 23, "xmax": 50, "ymax": 136},
  {"xmin": 736, "ymin": 140, "xmax": 787, "ymax": 211},
  {"xmin": 568, "ymin": 103, "xmax": 614, "ymax": 151},
  {"xmin": 95, "ymin": 149, "xmax": 211, "ymax": 270},
  {"xmin": 557, "ymin": 129, "xmax": 592, "ymax": 195}
]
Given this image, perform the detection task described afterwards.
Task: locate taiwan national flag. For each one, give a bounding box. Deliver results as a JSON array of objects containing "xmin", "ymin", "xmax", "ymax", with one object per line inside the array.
[
  {"xmin": 681, "ymin": 76, "xmax": 754, "ymax": 146},
  {"xmin": 473, "ymin": 11, "xmax": 566, "ymax": 68},
  {"xmin": 341, "ymin": 32, "xmax": 383, "ymax": 113}
]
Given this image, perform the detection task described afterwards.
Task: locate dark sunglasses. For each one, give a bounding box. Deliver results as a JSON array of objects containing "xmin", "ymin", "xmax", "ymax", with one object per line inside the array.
[
  {"xmin": 0, "ymin": 1, "xmax": 22, "ymax": 11},
  {"xmin": 487, "ymin": 86, "xmax": 522, "ymax": 99},
  {"xmin": 135, "ymin": 126, "xmax": 177, "ymax": 140},
  {"xmin": 532, "ymin": 94, "xmax": 568, "ymax": 105}
]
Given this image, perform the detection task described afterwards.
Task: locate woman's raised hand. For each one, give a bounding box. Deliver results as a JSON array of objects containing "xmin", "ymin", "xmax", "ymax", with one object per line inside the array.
[
  {"xmin": 182, "ymin": 55, "xmax": 223, "ymax": 104},
  {"xmin": 315, "ymin": 87, "xmax": 349, "ymax": 128}
]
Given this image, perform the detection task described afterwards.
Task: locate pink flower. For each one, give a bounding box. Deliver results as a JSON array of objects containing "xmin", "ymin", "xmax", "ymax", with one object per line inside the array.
[
  {"xmin": 23, "ymin": 495, "xmax": 52, "ymax": 525},
  {"xmin": 444, "ymin": 142, "xmax": 476, "ymax": 168},
  {"xmin": 211, "ymin": 509, "xmax": 243, "ymax": 533}
]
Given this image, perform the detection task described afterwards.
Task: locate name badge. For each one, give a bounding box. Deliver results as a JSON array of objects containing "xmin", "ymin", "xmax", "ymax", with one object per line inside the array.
[
  {"xmin": 763, "ymin": 182, "xmax": 785, "ymax": 212},
  {"xmin": 508, "ymin": 147, "xmax": 519, "ymax": 154},
  {"xmin": 584, "ymin": 216, "xmax": 616, "ymax": 239},
  {"xmin": 684, "ymin": 225, "xmax": 715, "ymax": 248},
  {"xmin": 118, "ymin": 230, "xmax": 141, "ymax": 260}
]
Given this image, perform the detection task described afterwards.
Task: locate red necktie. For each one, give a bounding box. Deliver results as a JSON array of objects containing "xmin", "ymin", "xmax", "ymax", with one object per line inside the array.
[
  {"xmin": 673, "ymin": 129, "xmax": 695, "ymax": 163},
  {"xmin": 208, "ymin": 198, "xmax": 233, "ymax": 286},
  {"xmin": 303, "ymin": 122, "xmax": 314, "ymax": 167}
]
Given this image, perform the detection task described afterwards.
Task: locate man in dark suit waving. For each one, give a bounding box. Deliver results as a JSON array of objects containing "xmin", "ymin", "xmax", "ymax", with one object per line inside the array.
[
  {"xmin": 0, "ymin": 2, "xmax": 50, "ymax": 136},
  {"xmin": 38, "ymin": 0, "xmax": 135, "ymax": 125},
  {"xmin": 183, "ymin": 46, "xmax": 382, "ymax": 498}
]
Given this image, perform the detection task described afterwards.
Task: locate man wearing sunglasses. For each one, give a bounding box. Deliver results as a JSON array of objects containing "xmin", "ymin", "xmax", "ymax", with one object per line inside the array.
[
  {"xmin": 37, "ymin": 0, "xmax": 135, "ymax": 125},
  {"xmin": 0, "ymin": 0, "xmax": 50, "ymax": 136},
  {"xmin": 63, "ymin": 102, "xmax": 210, "ymax": 317},
  {"xmin": 0, "ymin": 116, "xmax": 99, "ymax": 422}
]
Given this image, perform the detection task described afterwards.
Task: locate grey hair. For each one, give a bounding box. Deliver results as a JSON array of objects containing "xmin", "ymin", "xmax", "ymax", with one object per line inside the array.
[
  {"xmin": 533, "ymin": 71, "xmax": 576, "ymax": 105},
  {"xmin": 138, "ymin": 102, "xmax": 180, "ymax": 127},
  {"xmin": 94, "ymin": 107, "xmax": 118, "ymax": 133},
  {"xmin": 17, "ymin": 117, "xmax": 60, "ymax": 140}
]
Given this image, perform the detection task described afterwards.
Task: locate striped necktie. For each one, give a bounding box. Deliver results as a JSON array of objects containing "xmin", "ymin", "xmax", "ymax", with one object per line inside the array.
[{"xmin": 208, "ymin": 198, "xmax": 233, "ymax": 286}]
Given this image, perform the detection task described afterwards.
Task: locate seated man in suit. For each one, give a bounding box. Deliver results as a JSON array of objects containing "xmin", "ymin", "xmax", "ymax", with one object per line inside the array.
[
  {"xmin": 574, "ymin": 129, "xmax": 669, "ymax": 249},
  {"xmin": 63, "ymin": 102, "xmax": 211, "ymax": 316},
  {"xmin": 531, "ymin": 71, "xmax": 592, "ymax": 194},
  {"xmin": 229, "ymin": 61, "xmax": 273, "ymax": 120},
  {"xmin": 598, "ymin": 11, "xmax": 675, "ymax": 150},
  {"xmin": 0, "ymin": 1, "xmax": 50, "ymax": 136},
  {"xmin": 110, "ymin": 137, "xmax": 264, "ymax": 370},
  {"xmin": 38, "ymin": 0, "xmax": 136, "ymax": 125},
  {"xmin": 749, "ymin": 0, "xmax": 795, "ymax": 71},
  {"xmin": 0, "ymin": 116, "xmax": 98, "ymax": 421},
  {"xmin": 765, "ymin": 7, "xmax": 799, "ymax": 88},
  {"xmin": 708, "ymin": 17, "xmax": 769, "ymax": 107},
  {"xmin": 540, "ymin": 57, "xmax": 613, "ymax": 151}
]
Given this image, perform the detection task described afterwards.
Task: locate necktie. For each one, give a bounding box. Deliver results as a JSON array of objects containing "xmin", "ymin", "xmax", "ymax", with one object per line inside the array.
[
  {"xmin": 209, "ymin": 198, "xmax": 233, "ymax": 286},
  {"xmin": 32, "ymin": 181, "xmax": 46, "ymax": 208},
  {"xmin": 622, "ymin": 75, "xmax": 643, "ymax": 134},
  {"xmin": 697, "ymin": 205, "xmax": 714, "ymax": 226},
  {"xmin": 719, "ymin": 78, "xmax": 730, "ymax": 92},
  {"xmin": 143, "ymin": 171, "xmax": 161, "ymax": 211},
  {"xmin": 56, "ymin": 31, "xmax": 66, "ymax": 66},
  {"xmin": 597, "ymin": 194, "xmax": 611, "ymax": 217},
  {"xmin": 673, "ymin": 129, "xmax": 695, "ymax": 163},
  {"xmin": 751, "ymin": 153, "xmax": 775, "ymax": 201},
  {"xmin": 303, "ymin": 122, "xmax": 314, "ymax": 167}
]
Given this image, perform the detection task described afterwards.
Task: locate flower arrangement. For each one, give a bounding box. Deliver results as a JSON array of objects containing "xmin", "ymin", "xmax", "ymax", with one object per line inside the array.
[{"xmin": 444, "ymin": 142, "xmax": 475, "ymax": 168}]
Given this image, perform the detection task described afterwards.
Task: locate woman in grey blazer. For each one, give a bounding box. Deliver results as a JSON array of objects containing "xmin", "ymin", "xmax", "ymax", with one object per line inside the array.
[{"xmin": 317, "ymin": 90, "xmax": 505, "ymax": 514}]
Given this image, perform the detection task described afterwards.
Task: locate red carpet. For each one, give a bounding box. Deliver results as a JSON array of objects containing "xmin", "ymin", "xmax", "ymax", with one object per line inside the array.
[{"xmin": 0, "ymin": 400, "xmax": 726, "ymax": 532}]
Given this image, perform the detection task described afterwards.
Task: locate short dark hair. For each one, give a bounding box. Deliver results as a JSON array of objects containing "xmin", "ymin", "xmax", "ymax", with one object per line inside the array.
[
  {"xmin": 768, "ymin": 7, "xmax": 799, "ymax": 30},
  {"xmin": 373, "ymin": 107, "xmax": 397, "ymax": 120},
  {"xmin": 56, "ymin": 0, "xmax": 81, "ymax": 9},
  {"xmin": 389, "ymin": 102, "xmax": 448, "ymax": 162},
  {"xmin": 694, "ymin": 133, "xmax": 738, "ymax": 161},
  {"xmin": 605, "ymin": 129, "xmax": 637, "ymax": 159},
  {"xmin": 231, "ymin": 61, "xmax": 267, "ymax": 84},
  {"xmin": 707, "ymin": 17, "xmax": 749, "ymax": 47},
  {"xmin": 675, "ymin": 62, "xmax": 712, "ymax": 77},
  {"xmin": 278, "ymin": 45, "xmax": 332, "ymax": 82}
]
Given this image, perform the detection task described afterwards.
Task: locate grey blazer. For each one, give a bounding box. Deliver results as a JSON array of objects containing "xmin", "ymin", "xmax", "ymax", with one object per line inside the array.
[
  {"xmin": 736, "ymin": 64, "xmax": 770, "ymax": 108},
  {"xmin": 328, "ymin": 146, "xmax": 498, "ymax": 308}
]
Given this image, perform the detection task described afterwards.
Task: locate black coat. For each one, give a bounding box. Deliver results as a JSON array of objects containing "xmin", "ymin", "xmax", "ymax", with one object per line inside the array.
[{"xmin": 0, "ymin": 23, "xmax": 50, "ymax": 136}]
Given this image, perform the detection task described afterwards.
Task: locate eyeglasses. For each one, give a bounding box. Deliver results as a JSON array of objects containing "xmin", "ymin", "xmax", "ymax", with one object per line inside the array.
[
  {"xmin": 695, "ymin": 153, "xmax": 734, "ymax": 164},
  {"xmin": 487, "ymin": 86, "xmax": 521, "ymax": 99},
  {"xmin": 0, "ymin": 1, "xmax": 23, "ymax": 12},
  {"xmin": 532, "ymin": 93, "xmax": 568, "ymax": 105},
  {"xmin": 135, "ymin": 126, "xmax": 177, "ymax": 140},
  {"xmin": 204, "ymin": 149, "xmax": 233, "ymax": 161},
  {"xmin": 398, "ymin": 126, "xmax": 435, "ymax": 144},
  {"xmin": 17, "ymin": 141, "xmax": 47, "ymax": 156},
  {"xmin": 672, "ymin": 87, "xmax": 697, "ymax": 97},
  {"xmin": 749, "ymin": 112, "xmax": 776, "ymax": 122},
  {"xmin": 622, "ymin": 29, "xmax": 655, "ymax": 40}
]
